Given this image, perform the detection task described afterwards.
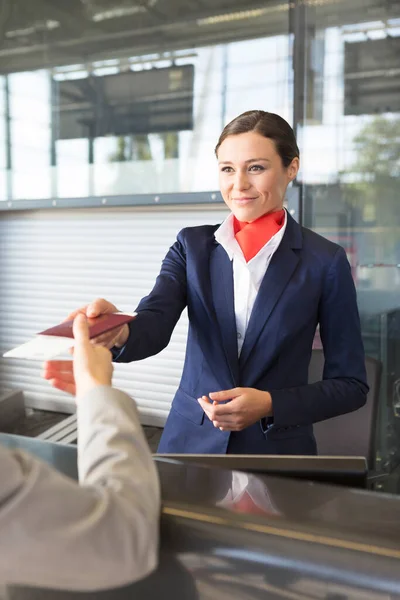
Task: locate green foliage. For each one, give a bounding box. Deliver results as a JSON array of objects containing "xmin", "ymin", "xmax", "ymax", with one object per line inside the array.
[
  {"xmin": 351, "ymin": 116, "xmax": 400, "ymax": 178},
  {"xmin": 341, "ymin": 116, "xmax": 400, "ymax": 233}
]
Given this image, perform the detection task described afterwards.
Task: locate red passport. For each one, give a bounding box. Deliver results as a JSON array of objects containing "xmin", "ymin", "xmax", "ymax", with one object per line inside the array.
[{"xmin": 38, "ymin": 312, "xmax": 136, "ymax": 339}]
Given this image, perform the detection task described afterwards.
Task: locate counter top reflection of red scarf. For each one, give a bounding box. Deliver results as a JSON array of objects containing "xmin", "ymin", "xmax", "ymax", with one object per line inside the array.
[
  {"xmin": 231, "ymin": 491, "xmax": 278, "ymax": 516},
  {"xmin": 233, "ymin": 209, "xmax": 285, "ymax": 262}
]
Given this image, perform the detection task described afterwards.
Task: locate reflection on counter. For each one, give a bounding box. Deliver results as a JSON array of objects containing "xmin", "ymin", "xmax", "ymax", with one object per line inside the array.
[{"xmin": 1, "ymin": 436, "xmax": 399, "ymax": 599}]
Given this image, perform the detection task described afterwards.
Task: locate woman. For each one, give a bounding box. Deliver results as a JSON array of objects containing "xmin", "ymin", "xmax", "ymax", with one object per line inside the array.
[{"xmin": 44, "ymin": 110, "xmax": 368, "ymax": 455}]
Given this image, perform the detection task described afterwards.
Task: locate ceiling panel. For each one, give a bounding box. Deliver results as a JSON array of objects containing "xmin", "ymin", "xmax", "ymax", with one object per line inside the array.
[{"xmin": 0, "ymin": 0, "xmax": 397, "ymax": 73}]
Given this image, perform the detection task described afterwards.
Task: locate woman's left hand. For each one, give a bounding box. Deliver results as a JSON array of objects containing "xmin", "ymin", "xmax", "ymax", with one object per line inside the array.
[{"xmin": 198, "ymin": 388, "xmax": 273, "ymax": 431}]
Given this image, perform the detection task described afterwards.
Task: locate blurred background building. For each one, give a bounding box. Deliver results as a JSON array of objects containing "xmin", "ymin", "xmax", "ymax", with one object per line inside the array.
[{"xmin": 0, "ymin": 0, "xmax": 399, "ymax": 471}]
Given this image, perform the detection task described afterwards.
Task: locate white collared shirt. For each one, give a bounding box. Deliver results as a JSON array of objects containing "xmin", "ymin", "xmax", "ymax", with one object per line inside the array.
[
  {"xmin": 214, "ymin": 210, "xmax": 287, "ymax": 355},
  {"xmin": 216, "ymin": 472, "xmax": 280, "ymax": 514}
]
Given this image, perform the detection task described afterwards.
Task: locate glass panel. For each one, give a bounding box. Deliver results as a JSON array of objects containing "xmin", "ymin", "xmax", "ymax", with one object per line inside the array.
[
  {"xmin": 298, "ymin": 0, "xmax": 400, "ymax": 473},
  {"xmin": 0, "ymin": 76, "xmax": 5, "ymax": 117},
  {"xmin": 7, "ymin": 71, "xmax": 52, "ymax": 199},
  {"xmin": 0, "ymin": 170, "xmax": 7, "ymax": 201},
  {"xmin": 225, "ymin": 35, "xmax": 293, "ymax": 123},
  {"xmin": 0, "ymin": 2, "xmax": 290, "ymax": 201},
  {"xmin": 0, "ymin": 117, "xmax": 7, "ymax": 171},
  {"xmin": 56, "ymin": 139, "xmax": 91, "ymax": 198}
]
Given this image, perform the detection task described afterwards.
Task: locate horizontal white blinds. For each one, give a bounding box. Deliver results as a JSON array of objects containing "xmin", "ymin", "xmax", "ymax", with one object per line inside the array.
[{"xmin": 0, "ymin": 205, "xmax": 228, "ymax": 426}]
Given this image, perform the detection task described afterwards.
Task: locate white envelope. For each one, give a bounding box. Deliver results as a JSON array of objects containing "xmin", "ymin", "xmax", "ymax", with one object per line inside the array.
[{"xmin": 3, "ymin": 336, "xmax": 75, "ymax": 361}]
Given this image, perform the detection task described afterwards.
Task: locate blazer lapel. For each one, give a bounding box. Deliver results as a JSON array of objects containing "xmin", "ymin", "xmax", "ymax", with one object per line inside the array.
[
  {"xmin": 209, "ymin": 243, "xmax": 239, "ymax": 386},
  {"xmin": 239, "ymin": 214, "xmax": 302, "ymax": 372}
]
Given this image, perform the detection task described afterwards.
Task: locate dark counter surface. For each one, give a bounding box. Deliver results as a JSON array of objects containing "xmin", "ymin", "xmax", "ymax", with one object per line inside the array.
[
  {"xmin": 1, "ymin": 434, "xmax": 400, "ymax": 598},
  {"xmin": 156, "ymin": 456, "xmax": 400, "ymax": 552}
]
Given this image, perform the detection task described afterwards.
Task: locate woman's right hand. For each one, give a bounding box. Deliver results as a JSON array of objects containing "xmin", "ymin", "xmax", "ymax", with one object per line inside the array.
[{"xmin": 65, "ymin": 297, "xmax": 130, "ymax": 350}]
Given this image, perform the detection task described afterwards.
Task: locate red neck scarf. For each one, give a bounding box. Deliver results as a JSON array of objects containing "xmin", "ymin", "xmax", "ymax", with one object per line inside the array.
[{"xmin": 233, "ymin": 209, "xmax": 285, "ymax": 262}]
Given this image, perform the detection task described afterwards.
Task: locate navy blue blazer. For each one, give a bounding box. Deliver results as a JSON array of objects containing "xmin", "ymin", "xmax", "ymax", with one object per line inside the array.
[{"xmin": 114, "ymin": 212, "xmax": 368, "ymax": 455}]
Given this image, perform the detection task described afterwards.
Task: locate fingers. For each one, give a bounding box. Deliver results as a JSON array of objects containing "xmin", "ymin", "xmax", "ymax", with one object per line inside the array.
[
  {"xmin": 198, "ymin": 395, "xmax": 212, "ymax": 405},
  {"xmin": 95, "ymin": 345, "xmax": 113, "ymax": 362},
  {"xmin": 72, "ymin": 314, "xmax": 90, "ymax": 345},
  {"xmin": 198, "ymin": 394, "xmax": 245, "ymax": 431},
  {"xmin": 198, "ymin": 396, "xmax": 234, "ymax": 420},
  {"xmin": 87, "ymin": 298, "xmax": 116, "ymax": 318},
  {"xmin": 49, "ymin": 378, "xmax": 76, "ymax": 396},
  {"xmin": 42, "ymin": 360, "xmax": 76, "ymax": 396},
  {"xmin": 90, "ymin": 329, "xmax": 121, "ymax": 349},
  {"xmin": 64, "ymin": 306, "xmax": 88, "ymax": 323},
  {"xmin": 198, "ymin": 397, "xmax": 234, "ymax": 417},
  {"xmin": 198, "ymin": 396, "xmax": 212, "ymax": 420},
  {"xmin": 43, "ymin": 368, "xmax": 75, "ymax": 385},
  {"xmin": 209, "ymin": 388, "xmax": 241, "ymax": 402},
  {"xmin": 212, "ymin": 412, "xmax": 242, "ymax": 431},
  {"xmin": 42, "ymin": 360, "xmax": 75, "ymax": 396},
  {"xmin": 64, "ymin": 298, "xmax": 117, "ymax": 323},
  {"xmin": 42, "ymin": 360, "xmax": 73, "ymax": 380},
  {"xmin": 212, "ymin": 417, "xmax": 238, "ymax": 429},
  {"xmin": 43, "ymin": 360, "xmax": 73, "ymax": 371}
]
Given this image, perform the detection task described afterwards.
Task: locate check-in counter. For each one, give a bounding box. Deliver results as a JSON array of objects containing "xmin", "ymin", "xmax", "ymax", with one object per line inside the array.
[{"xmin": 1, "ymin": 435, "xmax": 400, "ymax": 599}]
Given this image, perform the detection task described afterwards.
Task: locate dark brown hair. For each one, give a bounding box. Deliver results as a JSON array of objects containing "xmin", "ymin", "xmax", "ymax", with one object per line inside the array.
[{"xmin": 215, "ymin": 110, "xmax": 300, "ymax": 167}]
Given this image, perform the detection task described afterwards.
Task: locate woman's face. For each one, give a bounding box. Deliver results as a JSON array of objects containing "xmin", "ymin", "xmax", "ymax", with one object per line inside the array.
[{"xmin": 217, "ymin": 131, "xmax": 299, "ymax": 222}]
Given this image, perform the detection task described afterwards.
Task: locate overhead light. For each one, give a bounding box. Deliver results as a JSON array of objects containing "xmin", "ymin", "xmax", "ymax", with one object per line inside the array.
[
  {"xmin": 55, "ymin": 64, "xmax": 86, "ymax": 72},
  {"xmin": 303, "ymin": 0, "xmax": 345, "ymax": 5},
  {"xmin": 89, "ymin": 0, "xmax": 158, "ymax": 22},
  {"xmin": 6, "ymin": 27, "xmax": 37, "ymax": 38},
  {"xmin": 367, "ymin": 29, "xmax": 387, "ymax": 40},
  {"xmin": 59, "ymin": 70, "xmax": 89, "ymax": 80},
  {"xmin": 130, "ymin": 53, "xmax": 161, "ymax": 62},
  {"xmin": 6, "ymin": 19, "xmax": 60, "ymax": 38},
  {"xmin": 197, "ymin": 5, "xmax": 288, "ymax": 26},
  {"xmin": 92, "ymin": 6, "xmax": 145, "ymax": 21},
  {"xmin": 45, "ymin": 19, "xmax": 60, "ymax": 31},
  {"xmin": 128, "ymin": 51, "xmax": 197, "ymax": 66},
  {"xmin": 93, "ymin": 66, "xmax": 120, "ymax": 76},
  {"xmin": 342, "ymin": 19, "xmax": 400, "ymax": 42},
  {"xmin": 342, "ymin": 32, "xmax": 368, "ymax": 43},
  {"xmin": 342, "ymin": 20, "xmax": 385, "ymax": 32}
]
